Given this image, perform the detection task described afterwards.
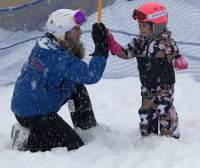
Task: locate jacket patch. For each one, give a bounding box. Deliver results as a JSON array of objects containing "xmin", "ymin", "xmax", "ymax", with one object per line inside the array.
[{"xmin": 30, "ymin": 58, "xmax": 45, "ymax": 71}]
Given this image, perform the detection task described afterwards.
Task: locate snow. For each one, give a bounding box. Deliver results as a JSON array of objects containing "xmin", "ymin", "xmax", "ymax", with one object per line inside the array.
[
  {"xmin": 0, "ymin": 0, "xmax": 200, "ymax": 167},
  {"xmin": 1, "ymin": 74, "xmax": 200, "ymax": 168}
]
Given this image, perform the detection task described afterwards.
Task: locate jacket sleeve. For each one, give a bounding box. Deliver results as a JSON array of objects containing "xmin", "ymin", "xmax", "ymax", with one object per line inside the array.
[{"xmin": 64, "ymin": 55, "xmax": 108, "ymax": 85}]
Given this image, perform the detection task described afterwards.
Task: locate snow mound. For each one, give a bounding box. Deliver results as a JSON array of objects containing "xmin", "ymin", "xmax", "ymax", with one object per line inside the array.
[{"xmin": 0, "ymin": 74, "xmax": 200, "ymax": 168}]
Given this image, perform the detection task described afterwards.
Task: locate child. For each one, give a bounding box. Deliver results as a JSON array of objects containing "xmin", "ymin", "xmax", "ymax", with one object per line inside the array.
[{"xmin": 108, "ymin": 2, "xmax": 188, "ymax": 138}]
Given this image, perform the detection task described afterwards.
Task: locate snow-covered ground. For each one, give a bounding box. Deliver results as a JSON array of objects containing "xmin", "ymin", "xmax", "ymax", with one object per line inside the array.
[{"xmin": 0, "ymin": 75, "xmax": 200, "ymax": 168}]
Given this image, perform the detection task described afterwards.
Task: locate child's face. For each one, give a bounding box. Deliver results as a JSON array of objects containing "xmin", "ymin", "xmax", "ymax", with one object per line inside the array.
[{"xmin": 138, "ymin": 22, "xmax": 153, "ymax": 37}]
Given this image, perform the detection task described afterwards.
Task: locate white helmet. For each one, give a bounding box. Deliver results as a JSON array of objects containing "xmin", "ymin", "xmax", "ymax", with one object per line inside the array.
[{"xmin": 46, "ymin": 9, "xmax": 87, "ymax": 39}]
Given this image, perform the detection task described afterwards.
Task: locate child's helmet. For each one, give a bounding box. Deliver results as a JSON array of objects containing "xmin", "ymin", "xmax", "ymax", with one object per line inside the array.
[{"xmin": 132, "ymin": 2, "xmax": 168, "ymax": 24}]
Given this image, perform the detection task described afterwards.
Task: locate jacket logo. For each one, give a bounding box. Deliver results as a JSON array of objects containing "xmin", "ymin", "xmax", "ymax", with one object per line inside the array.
[{"xmin": 30, "ymin": 58, "xmax": 44, "ymax": 71}]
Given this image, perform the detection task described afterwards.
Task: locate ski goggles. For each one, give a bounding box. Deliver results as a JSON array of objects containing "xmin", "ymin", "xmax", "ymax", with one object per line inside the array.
[
  {"xmin": 74, "ymin": 10, "xmax": 87, "ymax": 25},
  {"xmin": 132, "ymin": 9, "xmax": 147, "ymax": 22}
]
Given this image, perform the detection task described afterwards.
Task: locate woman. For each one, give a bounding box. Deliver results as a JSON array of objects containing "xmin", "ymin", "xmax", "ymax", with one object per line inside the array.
[{"xmin": 11, "ymin": 9, "xmax": 109, "ymax": 152}]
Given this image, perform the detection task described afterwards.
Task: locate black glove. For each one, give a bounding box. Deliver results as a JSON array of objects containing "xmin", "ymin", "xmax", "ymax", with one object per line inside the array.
[{"xmin": 91, "ymin": 23, "xmax": 109, "ymax": 57}]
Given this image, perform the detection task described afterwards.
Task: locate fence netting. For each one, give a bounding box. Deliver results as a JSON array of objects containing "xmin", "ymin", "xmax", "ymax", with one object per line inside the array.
[{"xmin": 0, "ymin": 0, "xmax": 200, "ymax": 86}]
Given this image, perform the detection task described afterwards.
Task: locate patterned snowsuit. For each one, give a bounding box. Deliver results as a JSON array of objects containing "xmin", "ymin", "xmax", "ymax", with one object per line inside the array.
[{"xmin": 122, "ymin": 31, "xmax": 180, "ymax": 138}]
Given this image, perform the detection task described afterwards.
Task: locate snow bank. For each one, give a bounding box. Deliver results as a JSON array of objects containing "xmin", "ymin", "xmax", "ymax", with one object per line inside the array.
[{"xmin": 0, "ymin": 74, "xmax": 200, "ymax": 168}]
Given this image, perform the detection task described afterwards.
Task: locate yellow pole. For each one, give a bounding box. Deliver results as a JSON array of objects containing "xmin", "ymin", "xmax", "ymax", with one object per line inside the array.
[{"xmin": 97, "ymin": 0, "xmax": 102, "ymax": 23}]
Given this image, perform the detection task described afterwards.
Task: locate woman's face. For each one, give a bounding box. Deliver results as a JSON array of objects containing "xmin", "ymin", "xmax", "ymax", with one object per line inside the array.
[
  {"xmin": 65, "ymin": 25, "xmax": 82, "ymax": 42},
  {"xmin": 138, "ymin": 22, "xmax": 153, "ymax": 37}
]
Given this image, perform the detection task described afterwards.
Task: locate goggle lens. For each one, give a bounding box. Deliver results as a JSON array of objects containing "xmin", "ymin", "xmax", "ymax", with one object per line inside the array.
[{"xmin": 74, "ymin": 10, "xmax": 87, "ymax": 25}]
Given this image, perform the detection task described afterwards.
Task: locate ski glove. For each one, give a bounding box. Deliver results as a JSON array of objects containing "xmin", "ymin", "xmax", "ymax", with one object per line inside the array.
[
  {"xmin": 91, "ymin": 23, "xmax": 109, "ymax": 57},
  {"xmin": 173, "ymin": 55, "xmax": 188, "ymax": 70}
]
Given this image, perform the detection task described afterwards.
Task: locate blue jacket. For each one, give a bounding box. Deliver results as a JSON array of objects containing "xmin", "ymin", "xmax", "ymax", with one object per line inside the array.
[{"xmin": 11, "ymin": 36, "xmax": 107, "ymax": 117}]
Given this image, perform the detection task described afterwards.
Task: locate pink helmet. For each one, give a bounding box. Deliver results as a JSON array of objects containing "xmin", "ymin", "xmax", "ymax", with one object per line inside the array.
[{"xmin": 132, "ymin": 2, "xmax": 168, "ymax": 24}]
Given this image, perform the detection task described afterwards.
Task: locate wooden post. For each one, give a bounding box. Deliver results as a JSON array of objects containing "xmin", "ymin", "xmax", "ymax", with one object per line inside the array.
[{"xmin": 97, "ymin": 0, "xmax": 102, "ymax": 23}]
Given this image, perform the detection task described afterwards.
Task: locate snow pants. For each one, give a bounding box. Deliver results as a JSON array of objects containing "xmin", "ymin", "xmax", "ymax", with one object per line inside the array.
[
  {"xmin": 15, "ymin": 84, "xmax": 97, "ymax": 152},
  {"xmin": 138, "ymin": 85, "xmax": 180, "ymax": 138}
]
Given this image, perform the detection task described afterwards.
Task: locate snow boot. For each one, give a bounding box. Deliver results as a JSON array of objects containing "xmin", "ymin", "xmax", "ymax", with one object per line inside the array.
[
  {"xmin": 159, "ymin": 105, "xmax": 180, "ymax": 139},
  {"xmin": 11, "ymin": 123, "xmax": 30, "ymax": 151}
]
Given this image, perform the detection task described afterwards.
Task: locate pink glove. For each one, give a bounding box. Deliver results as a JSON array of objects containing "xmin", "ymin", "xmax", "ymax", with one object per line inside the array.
[
  {"xmin": 107, "ymin": 29, "xmax": 124, "ymax": 56},
  {"xmin": 173, "ymin": 55, "xmax": 188, "ymax": 70}
]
